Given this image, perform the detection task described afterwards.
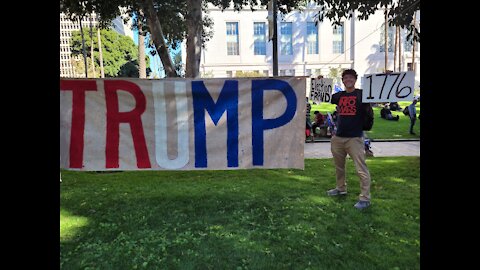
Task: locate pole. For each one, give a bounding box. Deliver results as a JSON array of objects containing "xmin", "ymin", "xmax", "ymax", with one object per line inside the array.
[
  {"xmin": 97, "ymin": 28, "xmax": 105, "ymax": 78},
  {"xmin": 272, "ymin": 0, "xmax": 278, "ymax": 76},
  {"xmin": 89, "ymin": 15, "xmax": 96, "ymax": 78},
  {"xmin": 79, "ymin": 16, "xmax": 88, "ymax": 78}
]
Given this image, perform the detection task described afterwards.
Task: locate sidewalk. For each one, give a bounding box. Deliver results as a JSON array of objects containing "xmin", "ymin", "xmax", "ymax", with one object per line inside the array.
[{"xmin": 304, "ymin": 140, "xmax": 420, "ymax": 159}]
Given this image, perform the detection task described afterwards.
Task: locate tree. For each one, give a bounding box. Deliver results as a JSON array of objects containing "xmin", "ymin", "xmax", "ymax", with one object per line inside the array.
[
  {"xmin": 137, "ymin": 10, "xmax": 147, "ymax": 78},
  {"xmin": 235, "ymin": 71, "xmax": 264, "ymax": 77},
  {"xmin": 61, "ymin": 0, "xmax": 419, "ymax": 78},
  {"xmin": 316, "ymin": 0, "xmax": 419, "ymax": 42},
  {"xmin": 328, "ymin": 66, "xmax": 343, "ymax": 85},
  {"xmin": 70, "ymin": 28, "xmax": 150, "ymax": 77},
  {"xmin": 200, "ymin": 70, "xmax": 214, "ymax": 78},
  {"xmin": 118, "ymin": 59, "xmax": 152, "ymax": 77},
  {"xmin": 172, "ymin": 50, "xmax": 184, "ymax": 77},
  {"xmin": 61, "ymin": 0, "xmax": 193, "ymax": 77}
]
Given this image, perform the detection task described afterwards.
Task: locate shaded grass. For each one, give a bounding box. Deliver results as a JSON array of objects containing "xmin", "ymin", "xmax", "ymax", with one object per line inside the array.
[
  {"xmin": 60, "ymin": 157, "xmax": 420, "ymax": 269},
  {"xmin": 310, "ymin": 101, "xmax": 420, "ymax": 139}
]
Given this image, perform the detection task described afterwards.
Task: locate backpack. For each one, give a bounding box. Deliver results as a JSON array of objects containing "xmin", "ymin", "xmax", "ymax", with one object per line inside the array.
[
  {"xmin": 403, "ymin": 106, "xmax": 410, "ymax": 116},
  {"xmin": 363, "ymin": 104, "xmax": 374, "ymax": 131}
]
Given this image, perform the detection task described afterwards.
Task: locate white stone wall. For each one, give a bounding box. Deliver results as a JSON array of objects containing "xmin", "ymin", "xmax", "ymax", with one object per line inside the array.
[
  {"xmin": 353, "ymin": 9, "xmax": 420, "ymax": 84},
  {"xmin": 181, "ymin": 4, "xmax": 420, "ymax": 89}
]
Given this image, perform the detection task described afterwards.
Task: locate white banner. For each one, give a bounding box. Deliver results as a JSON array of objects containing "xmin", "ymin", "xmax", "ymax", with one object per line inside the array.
[
  {"xmin": 60, "ymin": 77, "xmax": 306, "ymax": 171},
  {"xmin": 310, "ymin": 78, "xmax": 334, "ymax": 103},
  {"xmin": 360, "ymin": 71, "xmax": 415, "ymax": 102}
]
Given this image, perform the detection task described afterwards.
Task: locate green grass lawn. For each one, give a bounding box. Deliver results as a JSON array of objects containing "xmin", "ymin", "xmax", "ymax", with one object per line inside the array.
[
  {"xmin": 61, "ymin": 157, "xmax": 420, "ymax": 269},
  {"xmin": 310, "ymin": 101, "xmax": 420, "ymax": 140}
]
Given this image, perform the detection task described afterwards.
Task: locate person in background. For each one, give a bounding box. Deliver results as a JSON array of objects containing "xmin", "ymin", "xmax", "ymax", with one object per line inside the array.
[
  {"xmin": 312, "ymin": 110, "xmax": 328, "ymax": 137},
  {"xmin": 389, "ymin": 101, "xmax": 401, "ymax": 111},
  {"xmin": 408, "ymin": 98, "xmax": 418, "ymax": 135},
  {"xmin": 364, "ymin": 138, "xmax": 373, "ymax": 157},
  {"xmin": 380, "ymin": 104, "xmax": 399, "ymax": 121},
  {"xmin": 306, "ymin": 97, "xmax": 313, "ymax": 141}
]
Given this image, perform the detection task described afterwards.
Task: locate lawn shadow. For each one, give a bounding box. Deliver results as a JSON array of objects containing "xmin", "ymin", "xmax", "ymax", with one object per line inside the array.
[{"xmin": 61, "ymin": 158, "xmax": 419, "ymax": 269}]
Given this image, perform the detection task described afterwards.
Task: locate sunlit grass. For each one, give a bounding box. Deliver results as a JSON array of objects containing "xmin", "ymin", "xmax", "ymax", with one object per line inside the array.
[
  {"xmin": 306, "ymin": 195, "xmax": 334, "ymax": 205},
  {"xmin": 60, "ymin": 209, "xmax": 89, "ymax": 241},
  {"xmin": 389, "ymin": 177, "xmax": 406, "ymax": 183}
]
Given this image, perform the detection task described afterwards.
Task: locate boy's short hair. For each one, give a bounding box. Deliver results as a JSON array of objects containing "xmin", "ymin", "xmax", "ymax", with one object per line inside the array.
[{"xmin": 341, "ymin": 69, "xmax": 358, "ymax": 79}]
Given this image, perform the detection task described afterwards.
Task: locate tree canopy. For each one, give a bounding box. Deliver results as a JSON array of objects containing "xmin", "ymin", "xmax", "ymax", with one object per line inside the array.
[
  {"xmin": 70, "ymin": 28, "xmax": 150, "ymax": 77},
  {"xmin": 61, "ymin": 0, "xmax": 420, "ymax": 77}
]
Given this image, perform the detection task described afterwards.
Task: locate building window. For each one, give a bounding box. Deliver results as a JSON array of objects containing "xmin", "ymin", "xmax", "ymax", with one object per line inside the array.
[
  {"xmin": 403, "ymin": 30, "xmax": 415, "ymax": 52},
  {"xmin": 333, "ymin": 23, "xmax": 344, "ymax": 54},
  {"xmin": 226, "ymin": 71, "xmax": 233, "ymax": 77},
  {"xmin": 254, "ymin": 22, "xmax": 266, "ymax": 55},
  {"xmin": 307, "ymin": 22, "xmax": 318, "ymax": 54},
  {"xmin": 226, "ymin": 22, "xmax": 239, "ymax": 55},
  {"xmin": 305, "ymin": 69, "xmax": 312, "ymax": 76},
  {"xmin": 404, "ymin": 38, "xmax": 413, "ymax": 52},
  {"xmin": 407, "ymin": 63, "xmax": 414, "ymax": 71},
  {"xmin": 263, "ymin": 70, "xmax": 269, "ymax": 76},
  {"xmin": 280, "ymin": 69, "xmax": 295, "ymax": 76},
  {"xmin": 280, "ymin": 22, "xmax": 293, "ymax": 55},
  {"xmin": 379, "ymin": 24, "xmax": 394, "ymax": 52}
]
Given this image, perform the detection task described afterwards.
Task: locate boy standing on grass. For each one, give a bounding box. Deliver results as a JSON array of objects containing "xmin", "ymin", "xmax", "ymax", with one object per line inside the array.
[{"xmin": 326, "ymin": 69, "xmax": 372, "ymax": 210}]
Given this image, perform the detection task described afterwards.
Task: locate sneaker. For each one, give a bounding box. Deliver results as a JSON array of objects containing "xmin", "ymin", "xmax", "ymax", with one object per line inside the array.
[
  {"xmin": 354, "ymin": 200, "xmax": 371, "ymax": 210},
  {"xmin": 327, "ymin": 188, "xmax": 347, "ymax": 196}
]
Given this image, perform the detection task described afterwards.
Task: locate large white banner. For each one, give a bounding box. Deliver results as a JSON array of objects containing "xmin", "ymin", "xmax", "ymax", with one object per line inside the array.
[
  {"xmin": 360, "ymin": 71, "xmax": 415, "ymax": 102},
  {"xmin": 60, "ymin": 77, "xmax": 306, "ymax": 171}
]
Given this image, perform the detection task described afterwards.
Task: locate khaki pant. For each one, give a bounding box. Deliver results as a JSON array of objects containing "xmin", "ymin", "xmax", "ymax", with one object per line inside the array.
[{"xmin": 330, "ymin": 136, "xmax": 371, "ymax": 201}]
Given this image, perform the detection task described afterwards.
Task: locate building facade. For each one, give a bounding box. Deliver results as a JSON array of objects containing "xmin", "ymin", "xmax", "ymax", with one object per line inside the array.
[
  {"xmin": 60, "ymin": 12, "xmax": 134, "ymax": 78},
  {"xmin": 181, "ymin": 3, "xmax": 420, "ymax": 91}
]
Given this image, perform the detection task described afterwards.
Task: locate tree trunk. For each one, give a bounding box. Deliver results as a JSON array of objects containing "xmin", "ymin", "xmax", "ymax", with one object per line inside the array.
[
  {"xmin": 89, "ymin": 15, "xmax": 96, "ymax": 78},
  {"xmin": 393, "ymin": 26, "xmax": 398, "ymax": 72},
  {"xmin": 411, "ymin": 11, "xmax": 417, "ymax": 73},
  {"xmin": 185, "ymin": 0, "xmax": 202, "ymax": 78},
  {"xmin": 70, "ymin": 57, "xmax": 76, "ymax": 77},
  {"xmin": 97, "ymin": 28, "xmax": 105, "ymax": 78},
  {"xmin": 79, "ymin": 16, "xmax": 88, "ymax": 78},
  {"xmin": 384, "ymin": 7, "xmax": 388, "ymax": 72},
  {"xmin": 138, "ymin": 10, "xmax": 147, "ymax": 79},
  {"xmin": 398, "ymin": 28, "xmax": 402, "ymax": 71},
  {"xmin": 142, "ymin": 0, "xmax": 178, "ymax": 77}
]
